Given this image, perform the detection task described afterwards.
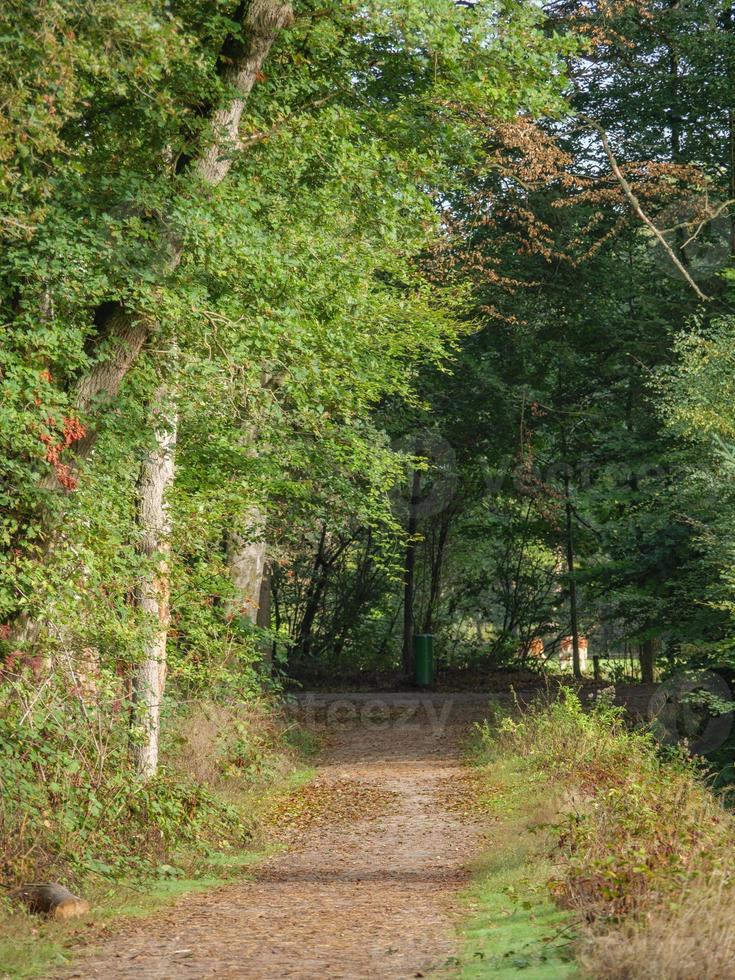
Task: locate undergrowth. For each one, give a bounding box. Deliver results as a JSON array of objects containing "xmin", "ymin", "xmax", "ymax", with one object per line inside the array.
[
  {"xmin": 476, "ymin": 690, "xmax": 735, "ymax": 979},
  {"xmin": 0, "ymin": 675, "xmax": 315, "ymax": 976},
  {"xmin": 0, "ymin": 682, "xmax": 305, "ymax": 886},
  {"xmin": 460, "ymin": 751, "xmax": 579, "ymax": 978}
]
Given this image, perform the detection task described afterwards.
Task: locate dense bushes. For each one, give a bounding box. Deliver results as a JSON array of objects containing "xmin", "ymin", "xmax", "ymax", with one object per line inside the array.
[
  {"xmin": 0, "ymin": 672, "xmax": 299, "ymax": 888},
  {"xmin": 479, "ymin": 692, "xmax": 735, "ymax": 979}
]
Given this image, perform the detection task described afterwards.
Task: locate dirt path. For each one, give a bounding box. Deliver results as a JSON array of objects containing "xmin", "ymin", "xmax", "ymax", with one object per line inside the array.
[{"xmin": 63, "ymin": 694, "xmax": 492, "ymax": 979}]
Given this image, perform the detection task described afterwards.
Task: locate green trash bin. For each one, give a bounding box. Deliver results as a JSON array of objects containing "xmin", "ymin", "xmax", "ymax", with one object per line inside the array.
[{"xmin": 413, "ymin": 634, "xmax": 434, "ymax": 687}]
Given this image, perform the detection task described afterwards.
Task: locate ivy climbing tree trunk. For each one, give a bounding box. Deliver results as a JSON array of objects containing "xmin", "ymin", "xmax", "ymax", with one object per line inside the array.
[
  {"xmin": 131, "ymin": 385, "xmax": 178, "ymax": 780},
  {"xmin": 45, "ymin": 0, "xmax": 295, "ymax": 484},
  {"xmin": 11, "ymin": 0, "xmax": 294, "ymax": 651},
  {"xmin": 224, "ymin": 376, "xmax": 279, "ymax": 651}
]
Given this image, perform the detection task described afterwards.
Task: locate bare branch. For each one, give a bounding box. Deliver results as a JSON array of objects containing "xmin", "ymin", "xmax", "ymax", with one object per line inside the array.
[{"xmin": 580, "ymin": 115, "xmax": 711, "ymax": 303}]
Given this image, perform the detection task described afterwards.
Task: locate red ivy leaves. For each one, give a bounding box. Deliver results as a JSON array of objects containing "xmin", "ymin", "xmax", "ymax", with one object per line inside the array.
[{"xmin": 39, "ymin": 416, "xmax": 87, "ymax": 491}]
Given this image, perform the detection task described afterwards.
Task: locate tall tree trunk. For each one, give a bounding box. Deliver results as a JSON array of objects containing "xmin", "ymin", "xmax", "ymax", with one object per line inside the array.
[
  {"xmin": 43, "ymin": 1, "xmax": 295, "ymax": 486},
  {"xmin": 256, "ymin": 562, "xmax": 273, "ymax": 672},
  {"xmin": 330, "ymin": 531, "xmax": 375, "ymax": 661},
  {"xmin": 639, "ymin": 637, "xmax": 656, "ymax": 685},
  {"xmin": 256, "ymin": 563, "xmax": 272, "ymax": 630},
  {"xmin": 272, "ymin": 563, "xmax": 284, "ymax": 665},
  {"xmin": 224, "ymin": 378, "xmax": 279, "ymax": 646},
  {"xmin": 226, "ymin": 507, "xmax": 267, "ymax": 625},
  {"xmin": 563, "ymin": 467, "xmax": 582, "ymax": 680},
  {"xmin": 729, "ymin": 102, "xmax": 735, "ymax": 259},
  {"xmin": 723, "ymin": 2, "xmax": 735, "ymax": 258},
  {"xmin": 422, "ymin": 510, "xmax": 450, "ymax": 634},
  {"xmin": 10, "ymin": 1, "xmax": 294, "ymax": 650},
  {"xmin": 131, "ymin": 385, "xmax": 178, "ymax": 780},
  {"xmin": 402, "ymin": 469, "xmax": 421, "ymax": 678},
  {"xmin": 296, "ymin": 526, "xmax": 328, "ymax": 661}
]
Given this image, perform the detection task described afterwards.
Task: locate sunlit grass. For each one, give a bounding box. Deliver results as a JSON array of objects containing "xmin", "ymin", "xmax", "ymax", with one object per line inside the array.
[
  {"xmin": 0, "ymin": 758, "xmax": 316, "ymax": 980},
  {"xmin": 457, "ymin": 757, "xmax": 579, "ymax": 978}
]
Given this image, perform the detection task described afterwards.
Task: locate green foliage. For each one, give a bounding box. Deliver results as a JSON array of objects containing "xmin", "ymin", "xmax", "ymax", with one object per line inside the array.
[
  {"xmin": 0, "ymin": 672, "xmax": 304, "ymax": 889},
  {"xmin": 293, "ymin": 0, "xmax": 735, "ymax": 684},
  {"xmin": 480, "ymin": 692, "xmax": 735, "ymax": 923},
  {"xmin": 0, "ymin": 0, "xmax": 570, "ymax": 889},
  {"xmin": 9, "ymin": 0, "xmax": 735, "ymax": 924},
  {"xmin": 0, "ymin": 684, "xmax": 238, "ymax": 884},
  {"xmin": 654, "ymin": 319, "xmax": 735, "ymax": 662},
  {"xmin": 0, "ymin": 0, "xmax": 571, "ymax": 682}
]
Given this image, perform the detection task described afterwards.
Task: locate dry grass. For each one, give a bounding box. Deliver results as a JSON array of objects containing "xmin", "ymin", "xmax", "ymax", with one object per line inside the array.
[
  {"xmin": 166, "ymin": 700, "xmax": 299, "ymax": 793},
  {"xmin": 0, "ymin": 681, "xmax": 310, "ymax": 892},
  {"xmin": 581, "ymin": 882, "xmax": 735, "ymax": 979}
]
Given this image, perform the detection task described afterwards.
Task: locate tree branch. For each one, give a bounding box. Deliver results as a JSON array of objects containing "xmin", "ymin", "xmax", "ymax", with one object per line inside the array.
[
  {"xmin": 239, "ymin": 93, "xmax": 337, "ymax": 151},
  {"xmin": 580, "ymin": 114, "xmax": 711, "ymax": 303},
  {"xmin": 48, "ymin": 0, "xmax": 295, "ymax": 490}
]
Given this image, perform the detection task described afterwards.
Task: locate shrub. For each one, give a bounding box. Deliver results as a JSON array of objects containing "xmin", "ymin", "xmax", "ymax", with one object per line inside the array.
[
  {"xmin": 479, "ymin": 690, "xmax": 735, "ymax": 978},
  {"xmin": 0, "ymin": 673, "xmax": 292, "ymax": 888}
]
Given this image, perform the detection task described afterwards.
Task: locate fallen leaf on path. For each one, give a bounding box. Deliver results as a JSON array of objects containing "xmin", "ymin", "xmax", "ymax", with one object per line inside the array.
[{"xmin": 269, "ymin": 776, "xmax": 398, "ymax": 844}]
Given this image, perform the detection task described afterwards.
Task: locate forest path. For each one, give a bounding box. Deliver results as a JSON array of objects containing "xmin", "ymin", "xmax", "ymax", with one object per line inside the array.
[{"xmin": 62, "ymin": 693, "xmax": 492, "ymax": 979}]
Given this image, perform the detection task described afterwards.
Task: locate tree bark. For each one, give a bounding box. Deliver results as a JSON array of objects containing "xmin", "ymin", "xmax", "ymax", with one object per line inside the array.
[
  {"xmin": 46, "ymin": 1, "xmax": 295, "ymax": 483},
  {"xmin": 131, "ymin": 384, "xmax": 178, "ymax": 780},
  {"xmin": 256, "ymin": 561, "xmax": 273, "ymax": 672},
  {"xmin": 12, "ymin": 1, "xmax": 294, "ymax": 649},
  {"xmin": 226, "ymin": 507, "xmax": 268, "ymax": 625},
  {"xmin": 563, "ymin": 466, "xmax": 582, "ymax": 680},
  {"xmin": 422, "ymin": 510, "xmax": 450, "ymax": 634},
  {"xmin": 639, "ymin": 637, "xmax": 656, "ymax": 685},
  {"xmin": 295, "ymin": 526, "xmax": 328, "ymax": 661},
  {"xmin": 723, "ymin": 2, "xmax": 735, "ymax": 258},
  {"xmin": 256, "ymin": 561, "xmax": 272, "ymax": 630},
  {"xmin": 193, "ymin": 1, "xmax": 295, "ymax": 185}
]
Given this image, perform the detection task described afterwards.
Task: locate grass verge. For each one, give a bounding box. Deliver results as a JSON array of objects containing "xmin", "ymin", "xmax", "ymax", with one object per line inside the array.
[
  {"xmin": 0, "ymin": 862, "xmax": 263, "ymax": 979},
  {"xmin": 467, "ymin": 689, "xmax": 735, "ymax": 980},
  {"xmin": 0, "ymin": 699, "xmax": 319, "ymax": 980},
  {"xmin": 457, "ymin": 753, "xmax": 579, "ymax": 978}
]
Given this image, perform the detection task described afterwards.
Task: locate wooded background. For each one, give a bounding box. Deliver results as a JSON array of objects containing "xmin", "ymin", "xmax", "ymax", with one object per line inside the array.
[{"xmin": 2, "ymin": 0, "xmax": 735, "ymax": 884}]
